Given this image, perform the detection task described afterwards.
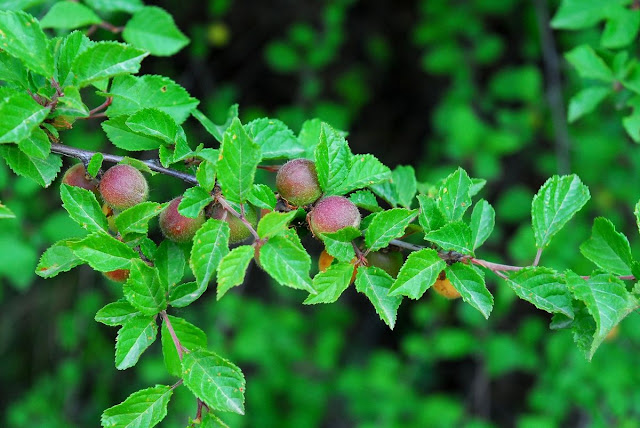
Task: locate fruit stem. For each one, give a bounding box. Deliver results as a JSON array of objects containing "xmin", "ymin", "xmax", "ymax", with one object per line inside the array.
[
  {"xmin": 161, "ymin": 310, "xmax": 188, "ymax": 359},
  {"xmin": 215, "ymin": 194, "xmax": 260, "ymax": 241}
]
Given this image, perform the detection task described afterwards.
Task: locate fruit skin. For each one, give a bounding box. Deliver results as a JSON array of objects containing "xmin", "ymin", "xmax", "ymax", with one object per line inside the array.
[
  {"xmin": 276, "ymin": 159, "xmax": 322, "ymax": 206},
  {"xmin": 366, "ymin": 250, "xmax": 404, "ymax": 278},
  {"xmin": 99, "ymin": 164, "xmax": 148, "ymax": 210},
  {"xmin": 62, "ymin": 164, "xmax": 98, "ymax": 192},
  {"xmin": 159, "ymin": 196, "xmax": 206, "ymax": 243},
  {"xmin": 104, "ymin": 269, "xmax": 130, "ymax": 283},
  {"xmin": 209, "ymin": 203, "xmax": 258, "ymax": 243},
  {"xmin": 308, "ymin": 196, "xmax": 361, "ymax": 236},
  {"xmin": 432, "ymin": 270, "xmax": 461, "ymax": 299}
]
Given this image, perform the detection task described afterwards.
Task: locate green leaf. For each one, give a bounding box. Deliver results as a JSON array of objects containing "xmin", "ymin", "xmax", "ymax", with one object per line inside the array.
[
  {"xmin": 36, "ymin": 239, "xmax": 81, "ymax": 278},
  {"xmin": 0, "ymin": 11, "xmax": 53, "ymax": 77},
  {"xmin": 18, "ymin": 127, "xmax": 50, "ymax": 159},
  {"xmin": 60, "ymin": 184, "xmax": 108, "ymax": 233},
  {"xmin": 355, "ymin": 266, "xmax": 402, "ymax": 329},
  {"xmin": 56, "ymin": 86, "xmax": 90, "ymax": 118},
  {"xmin": 437, "ymin": 167, "xmax": 473, "ymax": 221},
  {"xmin": 115, "ymin": 202, "xmax": 165, "ymax": 238},
  {"xmin": 470, "ymin": 199, "xmax": 495, "ymax": 250},
  {"xmin": 333, "ymin": 154, "xmax": 392, "ymax": 195},
  {"xmin": 446, "ymin": 263, "xmax": 493, "ymax": 319},
  {"xmin": 314, "ymin": 123, "xmax": 352, "ymax": 194},
  {"xmin": 178, "ymin": 187, "xmax": 213, "ymax": 219},
  {"xmin": 55, "ymin": 31, "xmax": 93, "ymax": 87},
  {"xmin": 217, "ymin": 245, "xmax": 254, "ymax": 300},
  {"xmin": 69, "ymin": 232, "xmax": 137, "ymax": 272},
  {"xmin": 580, "ymin": 217, "xmax": 634, "ymax": 276},
  {"xmin": 531, "ymin": 174, "xmax": 590, "ymax": 248},
  {"xmin": 125, "ymin": 108, "xmax": 179, "ymax": 144},
  {"xmin": 298, "ymin": 118, "xmax": 322, "ymax": 158},
  {"xmin": 155, "ymin": 240, "xmax": 185, "ymax": 289},
  {"xmin": 369, "ymin": 179, "xmax": 399, "ymax": 207},
  {"xmin": 304, "ymin": 262, "xmax": 354, "ymax": 304},
  {"xmin": 40, "ymin": 2, "xmax": 101, "ymax": 29},
  {"xmin": 190, "ymin": 219, "xmax": 230, "ymax": 291},
  {"xmin": 95, "ymin": 300, "xmax": 140, "ymax": 326},
  {"xmin": 123, "ymin": 259, "xmax": 166, "ymax": 316},
  {"xmin": 200, "ymin": 412, "xmax": 231, "ymax": 428},
  {"xmin": 349, "ymin": 189, "xmax": 382, "ymax": 212},
  {"xmin": 0, "ymin": 202, "xmax": 15, "ymax": 219},
  {"xmin": 87, "ymin": 153, "xmax": 103, "ymax": 177},
  {"xmin": 601, "ymin": 7, "xmax": 640, "ymax": 49},
  {"xmin": 318, "ymin": 226, "xmax": 361, "ymax": 262},
  {"xmin": 192, "ymin": 105, "xmax": 238, "ymax": 144},
  {"xmin": 217, "ymin": 118, "xmax": 261, "ymax": 203},
  {"xmin": 567, "ymin": 271, "xmax": 639, "ymax": 359},
  {"xmin": 85, "ymin": 0, "xmax": 143, "ymax": 13},
  {"xmin": 364, "ymin": 208, "xmax": 417, "ymax": 253},
  {"xmin": 168, "ymin": 281, "xmax": 204, "ymax": 308},
  {"xmin": 0, "ymin": 90, "xmax": 50, "ymax": 143},
  {"xmin": 73, "ymin": 41, "xmax": 147, "ymax": 86},
  {"xmin": 550, "ymin": 0, "xmax": 611, "ymax": 29},
  {"xmin": 247, "ymin": 183, "xmax": 277, "ymax": 210},
  {"xmin": 392, "ymin": 165, "xmax": 417, "ymax": 208},
  {"xmin": 123, "ymin": 6, "xmax": 189, "ymax": 56},
  {"xmin": 115, "ymin": 316, "xmax": 158, "ymax": 370},
  {"xmin": 565, "ymin": 45, "xmax": 614, "ymax": 83},
  {"xmin": 568, "ymin": 86, "xmax": 610, "ymax": 123},
  {"xmin": 101, "ymin": 385, "xmax": 172, "ymax": 428},
  {"xmin": 505, "ymin": 267, "xmax": 574, "ymax": 318},
  {"xmin": 106, "ymin": 75, "xmax": 199, "ymax": 124},
  {"xmin": 196, "ymin": 160, "xmax": 217, "ymax": 192},
  {"xmin": 417, "ymin": 194, "xmax": 446, "ymax": 233},
  {"xmin": 257, "ymin": 211, "xmax": 297, "ymax": 239},
  {"xmin": 259, "ymin": 231, "xmax": 314, "ymax": 293},
  {"xmin": 181, "ymin": 350, "xmax": 246, "ymax": 415},
  {"xmin": 388, "ymin": 248, "xmax": 446, "ymax": 299},
  {"xmin": 0, "ymin": 51, "xmax": 29, "ymax": 88},
  {"xmin": 102, "ymin": 115, "xmax": 166, "ymax": 152},
  {"xmin": 245, "ymin": 118, "xmax": 304, "ymax": 159},
  {"xmin": 0, "ymin": 146, "xmax": 61, "ymax": 187},
  {"xmin": 425, "ymin": 221, "xmax": 473, "ymax": 254},
  {"xmin": 635, "ymin": 199, "xmax": 640, "ymax": 235},
  {"xmin": 161, "ymin": 315, "xmax": 206, "ymax": 377}
]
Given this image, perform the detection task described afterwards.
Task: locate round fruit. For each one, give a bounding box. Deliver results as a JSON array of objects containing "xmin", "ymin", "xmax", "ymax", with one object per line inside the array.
[
  {"xmin": 99, "ymin": 164, "xmax": 148, "ymax": 210},
  {"xmin": 318, "ymin": 249, "xmax": 335, "ymax": 272},
  {"xmin": 209, "ymin": 203, "xmax": 258, "ymax": 243},
  {"xmin": 308, "ymin": 196, "xmax": 361, "ymax": 236},
  {"xmin": 276, "ymin": 159, "xmax": 322, "ymax": 206},
  {"xmin": 104, "ymin": 269, "xmax": 130, "ymax": 283},
  {"xmin": 159, "ymin": 196, "xmax": 206, "ymax": 243},
  {"xmin": 62, "ymin": 164, "xmax": 97, "ymax": 192},
  {"xmin": 432, "ymin": 270, "xmax": 460, "ymax": 299},
  {"xmin": 366, "ymin": 250, "xmax": 404, "ymax": 278}
]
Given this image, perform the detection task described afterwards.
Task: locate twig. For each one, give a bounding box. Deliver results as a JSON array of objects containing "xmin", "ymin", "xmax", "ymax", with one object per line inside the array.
[
  {"xmin": 79, "ymin": 97, "xmax": 112, "ymax": 119},
  {"xmin": 215, "ymin": 194, "xmax": 260, "ymax": 241},
  {"xmin": 533, "ymin": 248, "xmax": 543, "ymax": 266},
  {"xmin": 170, "ymin": 379, "xmax": 184, "ymax": 390},
  {"xmin": 389, "ymin": 239, "xmax": 424, "ymax": 252}
]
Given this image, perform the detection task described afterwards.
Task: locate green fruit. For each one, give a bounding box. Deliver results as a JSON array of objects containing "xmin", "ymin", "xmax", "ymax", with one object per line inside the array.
[
  {"xmin": 62, "ymin": 164, "xmax": 98, "ymax": 192},
  {"xmin": 276, "ymin": 159, "xmax": 322, "ymax": 206},
  {"xmin": 308, "ymin": 196, "xmax": 360, "ymax": 236},
  {"xmin": 366, "ymin": 250, "xmax": 404, "ymax": 278},
  {"xmin": 209, "ymin": 203, "xmax": 258, "ymax": 243},
  {"xmin": 99, "ymin": 164, "xmax": 148, "ymax": 210},
  {"xmin": 159, "ymin": 196, "xmax": 206, "ymax": 243}
]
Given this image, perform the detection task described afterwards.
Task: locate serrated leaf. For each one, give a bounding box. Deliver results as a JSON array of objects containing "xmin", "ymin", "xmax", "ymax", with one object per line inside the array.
[
  {"xmin": 60, "ymin": 183, "xmax": 108, "ymax": 233},
  {"xmin": 505, "ymin": 267, "xmax": 574, "ymax": 318},
  {"xmin": 0, "ymin": 146, "xmax": 61, "ymax": 187},
  {"xmin": 73, "ymin": 41, "xmax": 147, "ymax": 86},
  {"xmin": 437, "ymin": 167, "xmax": 473, "ymax": 221},
  {"xmin": 196, "ymin": 160, "xmax": 217, "ymax": 192},
  {"xmin": 388, "ymin": 248, "xmax": 445, "ymax": 299},
  {"xmin": 85, "ymin": 0, "xmax": 143, "ymax": 13},
  {"xmin": 355, "ymin": 266, "xmax": 402, "ymax": 329},
  {"xmin": 181, "ymin": 350, "xmax": 246, "ymax": 415},
  {"xmin": 178, "ymin": 187, "xmax": 213, "ymax": 219},
  {"xmin": 298, "ymin": 118, "xmax": 322, "ymax": 158},
  {"xmin": 0, "ymin": 90, "xmax": 50, "ymax": 143},
  {"xmin": 417, "ymin": 194, "xmax": 446, "ymax": 233},
  {"xmin": 126, "ymin": 108, "xmax": 179, "ymax": 144},
  {"xmin": 40, "ymin": 2, "xmax": 101, "ymax": 29},
  {"xmin": 568, "ymin": 86, "xmax": 610, "ymax": 123},
  {"xmin": 305, "ymin": 262, "xmax": 354, "ymax": 304},
  {"xmin": 36, "ymin": 239, "xmax": 81, "ymax": 278},
  {"xmin": 155, "ymin": 240, "xmax": 185, "ymax": 289},
  {"xmin": 349, "ymin": 189, "xmax": 382, "ymax": 212},
  {"xmin": 245, "ymin": 118, "xmax": 305, "ymax": 159},
  {"xmin": 192, "ymin": 105, "xmax": 238, "ymax": 144},
  {"xmin": 200, "ymin": 412, "xmax": 231, "ymax": 428},
  {"xmin": 0, "ymin": 11, "xmax": 53, "ymax": 77},
  {"xmin": 364, "ymin": 208, "xmax": 417, "ymax": 253},
  {"xmin": 217, "ymin": 245, "xmax": 254, "ymax": 300},
  {"xmin": 470, "ymin": 199, "xmax": 495, "ymax": 250},
  {"xmin": 257, "ymin": 211, "xmax": 297, "ymax": 239},
  {"xmin": 102, "ymin": 115, "xmax": 166, "ymax": 151},
  {"xmin": 87, "ymin": 153, "xmax": 103, "ymax": 177},
  {"xmin": 565, "ymin": 44, "xmax": 614, "ymax": 82},
  {"xmin": 531, "ymin": 174, "xmax": 590, "ymax": 248},
  {"xmin": 259, "ymin": 232, "xmax": 314, "ymax": 293},
  {"xmin": 18, "ymin": 127, "xmax": 49, "ymax": 159},
  {"xmin": 95, "ymin": 300, "xmax": 140, "ymax": 326},
  {"xmin": 217, "ymin": 118, "xmax": 261, "ymax": 203},
  {"xmin": 123, "ymin": 259, "xmax": 166, "ymax": 316},
  {"xmin": 425, "ymin": 221, "xmax": 473, "ymax": 254},
  {"xmin": 115, "ymin": 202, "xmax": 164, "ymax": 238},
  {"xmin": 392, "ymin": 165, "xmax": 417, "ymax": 208},
  {"xmin": 190, "ymin": 219, "xmax": 230, "ymax": 291},
  {"xmin": 0, "ymin": 50, "xmax": 29, "ymax": 88},
  {"xmin": 168, "ymin": 281, "xmax": 204, "ymax": 308},
  {"xmin": 318, "ymin": 226, "xmax": 361, "ymax": 262},
  {"xmin": 69, "ymin": 231, "xmax": 137, "ymax": 272},
  {"xmin": 106, "ymin": 75, "xmax": 199, "ymax": 124},
  {"xmin": 446, "ymin": 263, "xmax": 493, "ymax": 319},
  {"xmin": 55, "ymin": 31, "xmax": 93, "ymax": 87},
  {"xmin": 580, "ymin": 217, "xmax": 634, "ymax": 276},
  {"xmin": 247, "ymin": 183, "xmax": 277, "ymax": 210},
  {"xmin": 369, "ymin": 179, "xmax": 399, "ymax": 207},
  {"xmin": 101, "ymin": 385, "xmax": 172, "ymax": 428},
  {"xmin": 56, "ymin": 86, "xmax": 90, "ymax": 118},
  {"xmin": 333, "ymin": 154, "xmax": 391, "ymax": 195},
  {"xmin": 161, "ymin": 315, "xmax": 206, "ymax": 377},
  {"xmin": 115, "ymin": 316, "xmax": 157, "ymax": 370},
  {"xmin": 314, "ymin": 123, "xmax": 351, "ymax": 194},
  {"xmin": 123, "ymin": 6, "xmax": 189, "ymax": 56}
]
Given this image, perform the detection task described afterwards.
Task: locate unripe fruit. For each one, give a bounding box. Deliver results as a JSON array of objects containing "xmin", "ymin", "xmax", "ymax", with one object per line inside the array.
[
  {"xmin": 159, "ymin": 197, "xmax": 206, "ymax": 243},
  {"xmin": 308, "ymin": 196, "xmax": 361, "ymax": 236},
  {"xmin": 104, "ymin": 269, "xmax": 130, "ymax": 283},
  {"xmin": 209, "ymin": 203, "xmax": 258, "ymax": 244},
  {"xmin": 432, "ymin": 270, "xmax": 460, "ymax": 299},
  {"xmin": 62, "ymin": 164, "xmax": 98, "ymax": 192},
  {"xmin": 366, "ymin": 250, "xmax": 404, "ymax": 278},
  {"xmin": 99, "ymin": 164, "xmax": 148, "ymax": 210},
  {"xmin": 276, "ymin": 159, "xmax": 322, "ymax": 206}
]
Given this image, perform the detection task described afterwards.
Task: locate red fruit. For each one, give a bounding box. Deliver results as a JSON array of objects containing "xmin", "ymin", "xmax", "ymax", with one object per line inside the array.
[
  {"xmin": 62, "ymin": 164, "xmax": 97, "ymax": 192},
  {"xmin": 276, "ymin": 159, "xmax": 322, "ymax": 206},
  {"xmin": 99, "ymin": 164, "xmax": 149, "ymax": 210},
  {"xmin": 308, "ymin": 196, "xmax": 360, "ymax": 236},
  {"xmin": 104, "ymin": 269, "xmax": 130, "ymax": 283},
  {"xmin": 159, "ymin": 196, "xmax": 205, "ymax": 243},
  {"xmin": 209, "ymin": 203, "xmax": 258, "ymax": 244}
]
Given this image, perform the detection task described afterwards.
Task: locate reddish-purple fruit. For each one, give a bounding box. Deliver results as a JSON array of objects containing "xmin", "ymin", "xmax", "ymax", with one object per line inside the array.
[
  {"xmin": 276, "ymin": 159, "xmax": 322, "ymax": 206},
  {"xmin": 159, "ymin": 197, "xmax": 206, "ymax": 243},
  {"xmin": 308, "ymin": 196, "xmax": 361, "ymax": 236},
  {"xmin": 209, "ymin": 203, "xmax": 258, "ymax": 243},
  {"xmin": 62, "ymin": 164, "xmax": 98, "ymax": 192},
  {"xmin": 99, "ymin": 164, "xmax": 148, "ymax": 210},
  {"xmin": 366, "ymin": 250, "xmax": 404, "ymax": 278},
  {"xmin": 104, "ymin": 269, "xmax": 130, "ymax": 283}
]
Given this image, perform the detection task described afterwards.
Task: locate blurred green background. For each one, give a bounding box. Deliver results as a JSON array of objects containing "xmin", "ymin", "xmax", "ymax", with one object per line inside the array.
[{"xmin": 2, "ymin": 0, "xmax": 640, "ymax": 427}]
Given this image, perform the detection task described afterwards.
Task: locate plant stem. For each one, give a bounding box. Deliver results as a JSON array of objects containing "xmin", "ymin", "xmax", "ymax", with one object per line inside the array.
[
  {"xmin": 160, "ymin": 310, "xmax": 187, "ymax": 359},
  {"xmin": 533, "ymin": 248, "xmax": 543, "ymax": 266},
  {"xmin": 215, "ymin": 194, "xmax": 260, "ymax": 241}
]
